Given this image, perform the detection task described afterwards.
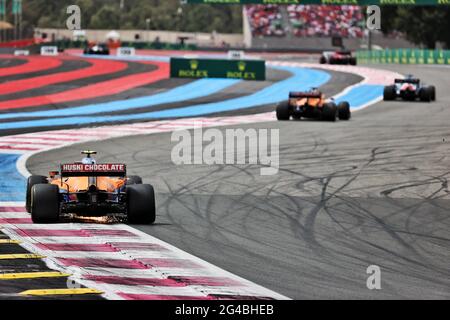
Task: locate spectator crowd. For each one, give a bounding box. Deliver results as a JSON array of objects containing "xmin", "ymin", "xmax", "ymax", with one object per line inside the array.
[
  {"xmin": 247, "ymin": 5, "xmax": 365, "ymax": 38},
  {"xmin": 246, "ymin": 5, "xmax": 286, "ymax": 37}
]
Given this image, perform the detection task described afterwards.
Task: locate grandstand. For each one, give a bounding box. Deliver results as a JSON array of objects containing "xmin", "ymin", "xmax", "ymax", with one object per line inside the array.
[
  {"xmin": 245, "ymin": 5, "xmax": 416, "ymax": 51},
  {"xmin": 287, "ymin": 5, "xmax": 364, "ymax": 38},
  {"xmin": 246, "ymin": 5, "xmax": 286, "ymax": 37},
  {"xmin": 247, "ymin": 5, "xmax": 364, "ymax": 39}
]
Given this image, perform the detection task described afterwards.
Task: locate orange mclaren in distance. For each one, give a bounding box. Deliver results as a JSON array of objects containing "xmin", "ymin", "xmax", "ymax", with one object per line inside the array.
[
  {"xmin": 25, "ymin": 151, "xmax": 155, "ymax": 224},
  {"xmin": 276, "ymin": 88, "xmax": 351, "ymax": 122}
]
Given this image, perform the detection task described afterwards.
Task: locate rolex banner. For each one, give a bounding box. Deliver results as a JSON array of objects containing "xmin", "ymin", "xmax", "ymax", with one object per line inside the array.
[
  {"xmin": 170, "ymin": 58, "xmax": 266, "ymax": 81},
  {"xmin": 357, "ymin": 49, "xmax": 450, "ymax": 65}
]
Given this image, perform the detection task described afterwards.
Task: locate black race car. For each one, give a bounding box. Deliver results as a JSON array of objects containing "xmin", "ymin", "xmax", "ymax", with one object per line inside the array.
[
  {"xmin": 83, "ymin": 43, "xmax": 110, "ymax": 55},
  {"xmin": 320, "ymin": 50, "xmax": 357, "ymax": 65},
  {"xmin": 383, "ymin": 75, "xmax": 436, "ymax": 102},
  {"xmin": 26, "ymin": 151, "xmax": 155, "ymax": 224}
]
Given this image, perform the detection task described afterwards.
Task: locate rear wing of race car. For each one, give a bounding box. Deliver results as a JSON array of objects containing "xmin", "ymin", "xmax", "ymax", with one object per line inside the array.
[
  {"xmin": 395, "ymin": 78, "xmax": 419, "ymax": 84},
  {"xmin": 336, "ymin": 51, "xmax": 352, "ymax": 56},
  {"xmin": 289, "ymin": 92, "xmax": 322, "ymax": 98},
  {"xmin": 60, "ymin": 163, "xmax": 127, "ymax": 178}
]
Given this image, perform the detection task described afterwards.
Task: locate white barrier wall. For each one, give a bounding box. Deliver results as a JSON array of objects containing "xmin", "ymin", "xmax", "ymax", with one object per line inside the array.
[{"xmin": 34, "ymin": 28, "xmax": 244, "ymax": 48}]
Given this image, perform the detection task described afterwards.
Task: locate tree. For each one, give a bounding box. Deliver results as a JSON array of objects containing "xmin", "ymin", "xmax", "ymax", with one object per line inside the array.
[
  {"xmin": 381, "ymin": 6, "xmax": 450, "ymax": 49},
  {"xmin": 20, "ymin": 0, "xmax": 243, "ymax": 35}
]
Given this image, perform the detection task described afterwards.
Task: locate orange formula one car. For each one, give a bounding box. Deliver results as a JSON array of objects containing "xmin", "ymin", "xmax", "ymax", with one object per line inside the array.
[
  {"xmin": 25, "ymin": 151, "xmax": 155, "ymax": 224},
  {"xmin": 276, "ymin": 88, "xmax": 351, "ymax": 122}
]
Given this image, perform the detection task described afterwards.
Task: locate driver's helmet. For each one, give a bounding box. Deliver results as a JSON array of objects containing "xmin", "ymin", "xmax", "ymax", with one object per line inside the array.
[{"xmin": 82, "ymin": 157, "xmax": 96, "ymax": 165}]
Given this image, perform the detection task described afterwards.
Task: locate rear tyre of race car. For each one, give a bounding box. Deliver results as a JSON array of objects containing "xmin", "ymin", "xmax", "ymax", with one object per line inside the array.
[
  {"xmin": 349, "ymin": 57, "xmax": 357, "ymax": 66},
  {"xmin": 319, "ymin": 56, "xmax": 327, "ymax": 64},
  {"xmin": 26, "ymin": 175, "xmax": 48, "ymax": 213},
  {"xmin": 338, "ymin": 102, "xmax": 351, "ymax": 120},
  {"xmin": 430, "ymin": 86, "xmax": 436, "ymax": 101},
  {"xmin": 383, "ymin": 86, "xmax": 396, "ymax": 101},
  {"xmin": 322, "ymin": 103, "xmax": 337, "ymax": 122},
  {"xmin": 126, "ymin": 175, "xmax": 143, "ymax": 185},
  {"xmin": 127, "ymin": 184, "xmax": 156, "ymax": 225},
  {"xmin": 419, "ymin": 87, "xmax": 432, "ymax": 102},
  {"xmin": 276, "ymin": 101, "xmax": 290, "ymax": 121},
  {"xmin": 31, "ymin": 184, "xmax": 60, "ymax": 224}
]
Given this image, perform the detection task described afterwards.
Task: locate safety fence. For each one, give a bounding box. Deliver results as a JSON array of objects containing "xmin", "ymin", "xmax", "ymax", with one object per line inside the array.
[{"xmin": 357, "ymin": 49, "xmax": 450, "ymax": 65}]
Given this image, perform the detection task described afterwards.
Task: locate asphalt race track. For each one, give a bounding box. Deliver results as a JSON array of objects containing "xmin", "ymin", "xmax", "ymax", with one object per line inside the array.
[{"xmin": 27, "ymin": 64, "xmax": 450, "ymax": 299}]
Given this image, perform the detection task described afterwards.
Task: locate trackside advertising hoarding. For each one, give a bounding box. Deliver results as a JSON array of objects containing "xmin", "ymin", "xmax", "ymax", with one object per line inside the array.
[
  {"xmin": 357, "ymin": 49, "xmax": 450, "ymax": 65},
  {"xmin": 183, "ymin": 0, "xmax": 450, "ymax": 5},
  {"xmin": 170, "ymin": 58, "xmax": 266, "ymax": 80}
]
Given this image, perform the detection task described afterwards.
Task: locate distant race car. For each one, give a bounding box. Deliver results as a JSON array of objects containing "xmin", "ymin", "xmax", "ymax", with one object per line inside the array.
[
  {"xmin": 383, "ymin": 75, "xmax": 436, "ymax": 102},
  {"xmin": 276, "ymin": 88, "xmax": 351, "ymax": 122},
  {"xmin": 83, "ymin": 43, "xmax": 110, "ymax": 55},
  {"xmin": 320, "ymin": 50, "xmax": 357, "ymax": 65},
  {"xmin": 26, "ymin": 151, "xmax": 155, "ymax": 224}
]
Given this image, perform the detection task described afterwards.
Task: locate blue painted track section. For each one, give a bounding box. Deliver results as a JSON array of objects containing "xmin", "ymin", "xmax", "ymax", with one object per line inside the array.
[
  {"xmin": 79, "ymin": 55, "xmax": 385, "ymax": 111},
  {"xmin": 0, "ymin": 66, "xmax": 331, "ymax": 130},
  {"xmin": 0, "ymin": 154, "xmax": 26, "ymax": 201},
  {"xmin": 335, "ymin": 84, "xmax": 384, "ymax": 110},
  {"xmin": 0, "ymin": 78, "xmax": 240, "ymax": 120}
]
